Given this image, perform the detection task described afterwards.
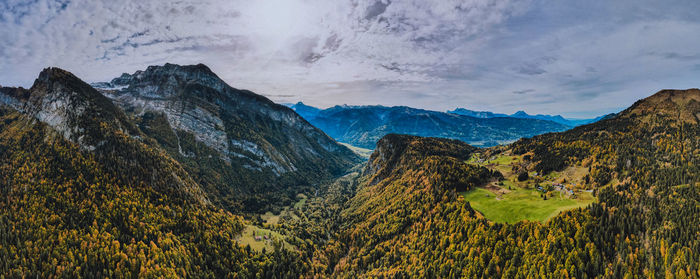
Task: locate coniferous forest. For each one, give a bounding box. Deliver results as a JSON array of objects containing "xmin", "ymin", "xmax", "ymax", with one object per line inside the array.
[
  {"xmin": 0, "ymin": 66, "xmax": 698, "ymax": 279},
  {"xmin": 5, "ymin": 1, "xmax": 700, "ymax": 277}
]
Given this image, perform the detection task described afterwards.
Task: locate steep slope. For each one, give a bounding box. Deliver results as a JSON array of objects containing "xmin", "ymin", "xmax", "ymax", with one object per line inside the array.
[
  {"xmin": 330, "ymin": 135, "xmax": 498, "ymax": 276},
  {"xmin": 290, "ymin": 104, "xmax": 570, "ymax": 149},
  {"xmin": 330, "ymin": 89, "xmax": 699, "ymax": 278},
  {"xmin": 95, "ymin": 63, "xmax": 361, "ymax": 212},
  {"xmin": 0, "ymin": 69, "xmax": 309, "ymax": 278},
  {"xmin": 331, "ymin": 134, "xmax": 596, "ymax": 278},
  {"xmin": 2, "ymin": 68, "xmax": 206, "ymax": 203}
]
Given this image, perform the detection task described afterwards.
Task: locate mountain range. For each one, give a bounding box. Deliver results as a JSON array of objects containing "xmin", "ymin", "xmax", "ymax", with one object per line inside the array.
[
  {"xmin": 447, "ymin": 108, "xmax": 611, "ymax": 126},
  {"xmin": 0, "ymin": 63, "xmax": 697, "ymax": 278},
  {"xmin": 288, "ymin": 102, "xmax": 573, "ymax": 149}
]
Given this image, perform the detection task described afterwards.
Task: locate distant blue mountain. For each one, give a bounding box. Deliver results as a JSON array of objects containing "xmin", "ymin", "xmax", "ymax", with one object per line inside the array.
[
  {"xmin": 447, "ymin": 108, "xmax": 509, "ymax": 119},
  {"xmin": 447, "ymin": 108, "xmax": 606, "ymax": 127},
  {"xmin": 289, "ymin": 102, "xmax": 322, "ymax": 120},
  {"xmin": 287, "ymin": 103, "xmax": 571, "ymax": 149}
]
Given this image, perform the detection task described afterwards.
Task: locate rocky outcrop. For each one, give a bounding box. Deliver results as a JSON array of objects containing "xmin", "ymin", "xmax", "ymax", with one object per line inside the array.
[
  {"xmin": 0, "ymin": 68, "xmax": 209, "ymax": 205},
  {"xmin": 0, "ymin": 87, "xmax": 30, "ymax": 111},
  {"xmin": 95, "ymin": 63, "xmax": 359, "ymax": 177},
  {"xmin": 92, "ymin": 63, "xmax": 360, "ymax": 212},
  {"xmin": 1, "ymin": 68, "xmax": 137, "ymax": 151}
]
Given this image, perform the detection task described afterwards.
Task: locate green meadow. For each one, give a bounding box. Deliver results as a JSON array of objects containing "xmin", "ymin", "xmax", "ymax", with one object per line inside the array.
[{"xmin": 461, "ymin": 182, "xmax": 595, "ymax": 223}]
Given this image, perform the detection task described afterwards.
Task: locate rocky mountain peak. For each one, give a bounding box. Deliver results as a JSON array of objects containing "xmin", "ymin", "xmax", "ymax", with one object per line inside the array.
[
  {"xmin": 98, "ymin": 63, "xmax": 357, "ymax": 170},
  {"xmin": 31, "ymin": 68, "xmax": 108, "ymax": 103},
  {"xmin": 23, "ymin": 67, "xmax": 137, "ymax": 150},
  {"xmin": 36, "ymin": 67, "xmax": 74, "ymax": 82},
  {"xmin": 512, "ymin": 110, "xmax": 528, "ymax": 117},
  {"xmin": 105, "ymin": 63, "xmax": 226, "ymax": 99},
  {"xmin": 91, "ymin": 63, "xmax": 359, "ymax": 211}
]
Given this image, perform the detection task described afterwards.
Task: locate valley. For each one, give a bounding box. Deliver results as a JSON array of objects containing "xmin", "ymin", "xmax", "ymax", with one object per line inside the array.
[
  {"xmin": 3, "ymin": 1, "xmax": 700, "ymax": 277},
  {"xmin": 0, "ymin": 65, "xmax": 697, "ymax": 278},
  {"xmin": 338, "ymin": 142, "xmax": 373, "ymax": 158}
]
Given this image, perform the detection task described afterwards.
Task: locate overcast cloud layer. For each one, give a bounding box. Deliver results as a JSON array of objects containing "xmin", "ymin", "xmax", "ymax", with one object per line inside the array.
[{"xmin": 2, "ymin": 0, "xmax": 700, "ymax": 117}]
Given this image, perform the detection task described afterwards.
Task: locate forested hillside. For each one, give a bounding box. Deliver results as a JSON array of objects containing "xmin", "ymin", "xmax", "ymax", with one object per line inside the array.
[
  {"xmin": 0, "ymin": 67, "xmax": 697, "ymax": 278},
  {"xmin": 0, "ymin": 69, "xmax": 312, "ymax": 277},
  {"xmin": 326, "ymin": 89, "xmax": 699, "ymax": 278}
]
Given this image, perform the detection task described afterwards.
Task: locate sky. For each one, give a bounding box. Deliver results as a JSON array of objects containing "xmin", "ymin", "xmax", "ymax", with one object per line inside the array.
[{"xmin": 1, "ymin": 0, "xmax": 700, "ymax": 118}]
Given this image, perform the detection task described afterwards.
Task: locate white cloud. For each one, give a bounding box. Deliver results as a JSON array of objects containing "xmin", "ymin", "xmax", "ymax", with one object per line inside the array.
[
  {"xmin": 1, "ymin": 0, "xmax": 699, "ymax": 117},
  {"xmin": 0, "ymin": 0, "xmax": 525, "ymax": 83}
]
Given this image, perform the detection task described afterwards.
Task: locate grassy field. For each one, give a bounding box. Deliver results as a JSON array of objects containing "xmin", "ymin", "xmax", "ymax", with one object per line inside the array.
[
  {"xmin": 236, "ymin": 224, "xmax": 295, "ymax": 252},
  {"xmin": 468, "ymin": 153, "xmax": 522, "ymax": 176},
  {"xmin": 490, "ymin": 154, "xmax": 521, "ymax": 165},
  {"xmin": 463, "ymin": 153, "xmax": 596, "ymax": 223},
  {"xmin": 261, "ymin": 211, "xmax": 280, "ymax": 225},
  {"xmin": 461, "ymin": 182, "xmax": 595, "ymax": 223}
]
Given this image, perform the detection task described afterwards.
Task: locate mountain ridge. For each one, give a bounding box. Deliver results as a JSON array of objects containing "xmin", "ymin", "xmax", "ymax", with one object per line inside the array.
[
  {"xmin": 448, "ymin": 107, "xmax": 608, "ymax": 126},
  {"xmin": 289, "ymin": 103, "xmax": 572, "ymax": 149},
  {"xmin": 622, "ymin": 88, "xmax": 700, "ymax": 124},
  {"xmin": 0, "ymin": 66, "xmax": 211, "ymax": 204},
  {"xmin": 94, "ymin": 63, "xmax": 361, "ymax": 212}
]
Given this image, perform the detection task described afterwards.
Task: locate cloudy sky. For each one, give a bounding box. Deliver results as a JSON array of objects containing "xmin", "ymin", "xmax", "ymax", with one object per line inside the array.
[{"xmin": 2, "ymin": 0, "xmax": 700, "ymax": 117}]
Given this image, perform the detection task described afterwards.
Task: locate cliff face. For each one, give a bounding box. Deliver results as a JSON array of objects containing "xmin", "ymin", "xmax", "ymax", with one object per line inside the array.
[
  {"xmin": 94, "ymin": 63, "xmax": 361, "ymax": 212},
  {"xmin": 0, "ymin": 67, "xmax": 209, "ymax": 205},
  {"xmin": 20, "ymin": 68, "xmax": 141, "ymax": 151},
  {"xmin": 97, "ymin": 63, "xmax": 358, "ymax": 173},
  {"xmin": 0, "ymin": 64, "xmax": 361, "ymax": 213}
]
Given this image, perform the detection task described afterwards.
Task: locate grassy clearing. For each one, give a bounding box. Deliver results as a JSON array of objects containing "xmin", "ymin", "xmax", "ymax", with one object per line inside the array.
[
  {"xmin": 246, "ymin": 194, "xmax": 313, "ymax": 251},
  {"xmin": 261, "ymin": 211, "xmax": 280, "ymax": 225},
  {"xmin": 491, "ymin": 154, "xmax": 520, "ymax": 165},
  {"xmin": 339, "ymin": 142, "xmax": 373, "ymax": 159},
  {"xmin": 263, "ymin": 198, "xmax": 305, "ymax": 226},
  {"xmin": 461, "ymin": 184, "xmax": 595, "ymax": 223},
  {"xmin": 236, "ymin": 224, "xmax": 295, "ymax": 252},
  {"xmin": 542, "ymin": 165, "xmax": 589, "ymax": 188},
  {"xmin": 463, "ymin": 153, "xmax": 596, "ymax": 223},
  {"xmin": 294, "ymin": 194, "xmax": 307, "ymax": 209},
  {"xmin": 469, "ymin": 153, "xmax": 521, "ymax": 176}
]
